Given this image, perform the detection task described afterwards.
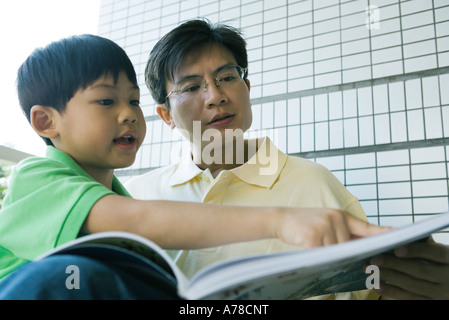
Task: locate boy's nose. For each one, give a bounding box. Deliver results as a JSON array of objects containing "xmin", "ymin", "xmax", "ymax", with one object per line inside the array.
[
  {"xmin": 119, "ymin": 104, "xmax": 138, "ymax": 124},
  {"xmin": 123, "ymin": 117, "xmax": 137, "ymax": 123}
]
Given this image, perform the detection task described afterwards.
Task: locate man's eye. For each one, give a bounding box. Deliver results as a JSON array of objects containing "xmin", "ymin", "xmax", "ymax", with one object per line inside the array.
[
  {"xmin": 98, "ymin": 99, "xmax": 114, "ymax": 106},
  {"xmin": 219, "ymin": 75, "xmax": 236, "ymax": 83},
  {"xmin": 181, "ymin": 84, "xmax": 201, "ymax": 94}
]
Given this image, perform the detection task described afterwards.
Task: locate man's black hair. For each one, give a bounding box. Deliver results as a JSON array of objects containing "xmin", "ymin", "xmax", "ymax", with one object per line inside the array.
[{"xmin": 145, "ymin": 19, "xmax": 248, "ymax": 109}]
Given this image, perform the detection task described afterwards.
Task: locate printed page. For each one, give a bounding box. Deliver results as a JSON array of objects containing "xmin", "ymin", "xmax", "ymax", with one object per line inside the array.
[{"xmin": 184, "ymin": 212, "xmax": 449, "ymax": 299}]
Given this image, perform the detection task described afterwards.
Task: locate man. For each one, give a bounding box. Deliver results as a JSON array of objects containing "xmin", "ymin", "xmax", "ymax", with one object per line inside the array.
[{"xmin": 126, "ymin": 19, "xmax": 449, "ymax": 299}]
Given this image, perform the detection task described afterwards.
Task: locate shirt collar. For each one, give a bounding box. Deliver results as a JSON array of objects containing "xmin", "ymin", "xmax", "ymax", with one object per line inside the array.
[
  {"xmin": 46, "ymin": 146, "xmax": 131, "ymax": 197},
  {"xmin": 168, "ymin": 137, "xmax": 288, "ymax": 189},
  {"xmin": 231, "ymin": 137, "xmax": 288, "ymax": 189},
  {"xmin": 168, "ymin": 152, "xmax": 204, "ymax": 187}
]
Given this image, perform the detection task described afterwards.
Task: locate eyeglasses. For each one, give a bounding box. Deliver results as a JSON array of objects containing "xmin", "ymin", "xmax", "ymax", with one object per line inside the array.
[{"xmin": 165, "ymin": 65, "xmax": 248, "ymax": 103}]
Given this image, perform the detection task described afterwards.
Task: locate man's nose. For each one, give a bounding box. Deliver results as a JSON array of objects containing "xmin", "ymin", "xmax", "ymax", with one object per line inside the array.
[{"xmin": 203, "ymin": 78, "xmax": 227, "ymax": 107}]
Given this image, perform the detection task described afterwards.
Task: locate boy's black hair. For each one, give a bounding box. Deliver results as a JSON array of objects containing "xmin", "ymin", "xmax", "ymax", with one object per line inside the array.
[
  {"xmin": 145, "ymin": 19, "xmax": 248, "ymax": 109},
  {"xmin": 17, "ymin": 34, "xmax": 138, "ymax": 146}
]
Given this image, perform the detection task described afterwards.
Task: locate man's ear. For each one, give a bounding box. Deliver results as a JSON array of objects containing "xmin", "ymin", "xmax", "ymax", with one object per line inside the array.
[
  {"xmin": 245, "ymin": 78, "xmax": 251, "ymax": 91},
  {"xmin": 30, "ymin": 105, "xmax": 59, "ymax": 140},
  {"xmin": 156, "ymin": 104, "xmax": 176, "ymax": 129}
]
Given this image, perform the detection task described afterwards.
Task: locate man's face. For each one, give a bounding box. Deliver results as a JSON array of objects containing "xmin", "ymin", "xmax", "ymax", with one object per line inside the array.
[{"xmin": 158, "ymin": 43, "xmax": 252, "ymax": 145}]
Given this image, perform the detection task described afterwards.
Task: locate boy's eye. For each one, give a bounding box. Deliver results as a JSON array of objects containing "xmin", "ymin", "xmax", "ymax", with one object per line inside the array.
[
  {"xmin": 130, "ymin": 100, "xmax": 141, "ymax": 107},
  {"xmin": 98, "ymin": 99, "xmax": 114, "ymax": 106}
]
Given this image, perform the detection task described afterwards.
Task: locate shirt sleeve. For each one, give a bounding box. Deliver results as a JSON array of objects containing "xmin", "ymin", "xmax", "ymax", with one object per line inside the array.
[{"xmin": 0, "ymin": 157, "xmax": 115, "ymax": 262}]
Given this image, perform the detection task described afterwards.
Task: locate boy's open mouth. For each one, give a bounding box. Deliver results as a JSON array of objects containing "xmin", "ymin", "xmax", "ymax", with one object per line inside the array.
[{"xmin": 113, "ymin": 136, "xmax": 136, "ymax": 145}]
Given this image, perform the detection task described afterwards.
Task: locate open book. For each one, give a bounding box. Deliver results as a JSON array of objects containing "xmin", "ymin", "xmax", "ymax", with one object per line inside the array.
[{"xmin": 37, "ymin": 212, "xmax": 449, "ymax": 300}]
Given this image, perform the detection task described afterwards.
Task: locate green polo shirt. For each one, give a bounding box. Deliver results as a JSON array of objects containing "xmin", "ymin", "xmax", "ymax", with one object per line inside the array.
[{"xmin": 0, "ymin": 146, "xmax": 131, "ymax": 280}]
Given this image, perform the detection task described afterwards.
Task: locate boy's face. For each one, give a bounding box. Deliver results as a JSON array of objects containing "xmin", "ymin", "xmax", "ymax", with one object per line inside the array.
[
  {"xmin": 52, "ymin": 72, "xmax": 146, "ymax": 179},
  {"xmin": 158, "ymin": 44, "xmax": 252, "ymax": 144}
]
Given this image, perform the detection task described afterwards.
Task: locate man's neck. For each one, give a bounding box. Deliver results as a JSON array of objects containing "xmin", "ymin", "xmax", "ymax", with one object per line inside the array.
[{"xmin": 192, "ymin": 138, "xmax": 261, "ymax": 178}]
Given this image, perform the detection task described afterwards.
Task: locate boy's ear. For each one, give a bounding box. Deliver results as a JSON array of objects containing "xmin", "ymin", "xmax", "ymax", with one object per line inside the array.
[
  {"xmin": 30, "ymin": 105, "xmax": 60, "ymax": 140},
  {"xmin": 156, "ymin": 104, "xmax": 176, "ymax": 129}
]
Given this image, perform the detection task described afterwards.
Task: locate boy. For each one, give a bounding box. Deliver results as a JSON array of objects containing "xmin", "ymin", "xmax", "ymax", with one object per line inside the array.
[{"xmin": 0, "ymin": 34, "xmax": 386, "ymax": 299}]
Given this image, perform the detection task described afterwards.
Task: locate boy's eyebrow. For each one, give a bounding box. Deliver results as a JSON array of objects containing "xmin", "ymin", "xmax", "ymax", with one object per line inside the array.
[{"xmin": 90, "ymin": 83, "xmax": 139, "ymax": 91}]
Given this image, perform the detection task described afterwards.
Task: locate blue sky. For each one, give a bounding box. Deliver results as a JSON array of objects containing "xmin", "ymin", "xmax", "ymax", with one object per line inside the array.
[{"xmin": 0, "ymin": 0, "xmax": 101, "ymax": 156}]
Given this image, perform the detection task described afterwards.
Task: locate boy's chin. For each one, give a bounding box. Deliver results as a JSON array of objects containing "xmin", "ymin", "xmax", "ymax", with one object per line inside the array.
[{"xmin": 113, "ymin": 155, "xmax": 137, "ymax": 169}]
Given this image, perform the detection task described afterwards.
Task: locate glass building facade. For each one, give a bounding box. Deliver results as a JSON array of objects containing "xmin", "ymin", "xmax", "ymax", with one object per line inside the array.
[{"xmin": 98, "ymin": 0, "xmax": 449, "ymax": 242}]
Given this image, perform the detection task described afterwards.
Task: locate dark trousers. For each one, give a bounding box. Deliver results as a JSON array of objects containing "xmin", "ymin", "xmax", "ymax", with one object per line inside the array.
[{"xmin": 0, "ymin": 254, "xmax": 180, "ymax": 300}]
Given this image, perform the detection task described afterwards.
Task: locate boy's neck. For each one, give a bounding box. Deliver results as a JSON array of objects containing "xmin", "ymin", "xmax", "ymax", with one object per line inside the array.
[
  {"xmin": 53, "ymin": 145, "xmax": 116, "ymax": 190},
  {"xmin": 76, "ymin": 161, "xmax": 115, "ymax": 190},
  {"xmin": 89, "ymin": 170, "xmax": 115, "ymax": 190}
]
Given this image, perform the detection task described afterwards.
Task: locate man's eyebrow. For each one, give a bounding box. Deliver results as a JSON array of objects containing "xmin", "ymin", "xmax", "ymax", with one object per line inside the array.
[
  {"xmin": 215, "ymin": 63, "xmax": 236, "ymax": 73},
  {"xmin": 175, "ymin": 63, "xmax": 236, "ymax": 85},
  {"xmin": 175, "ymin": 74, "xmax": 202, "ymax": 85}
]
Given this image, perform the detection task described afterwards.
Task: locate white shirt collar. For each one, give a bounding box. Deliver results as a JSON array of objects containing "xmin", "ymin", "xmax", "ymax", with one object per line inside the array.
[{"xmin": 168, "ymin": 137, "xmax": 288, "ymax": 189}]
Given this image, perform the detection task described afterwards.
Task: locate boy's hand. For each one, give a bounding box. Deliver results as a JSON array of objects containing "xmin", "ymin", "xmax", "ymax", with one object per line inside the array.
[{"xmin": 275, "ymin": 208, "xmax": 391, "ymax": 248}]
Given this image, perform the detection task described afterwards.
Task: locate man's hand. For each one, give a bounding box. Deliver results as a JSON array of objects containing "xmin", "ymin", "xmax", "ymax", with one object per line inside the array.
[{"xmin": 371, "ymin": 237, "xmax": 449, "ymax": 299}]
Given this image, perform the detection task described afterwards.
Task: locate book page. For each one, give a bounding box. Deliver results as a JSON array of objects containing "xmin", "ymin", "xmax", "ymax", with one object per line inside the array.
[
  {"xmin": 35, "ymin": 231, "xmax": 190, "ymax": 290},
  {"xmin": 185, "ymin": 212, "xmax": 449, "ymax": 299}
]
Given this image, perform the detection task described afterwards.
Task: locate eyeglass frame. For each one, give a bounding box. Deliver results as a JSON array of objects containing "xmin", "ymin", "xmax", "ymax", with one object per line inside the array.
[{"xmin": 164, "ymin": 65, "xmax": 248, "ymax": 104}]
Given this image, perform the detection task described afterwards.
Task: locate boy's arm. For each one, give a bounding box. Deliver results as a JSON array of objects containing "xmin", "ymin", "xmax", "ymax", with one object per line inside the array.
[{"xmin": 82, "ymin": 194, "xmax": 390, "ymax": 250}]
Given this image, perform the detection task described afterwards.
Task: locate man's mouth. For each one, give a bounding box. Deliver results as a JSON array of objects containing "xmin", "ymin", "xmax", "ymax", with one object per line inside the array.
[{"xmin": 209, "ymin": 114, "xmax": 234, "ymax": 124}]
